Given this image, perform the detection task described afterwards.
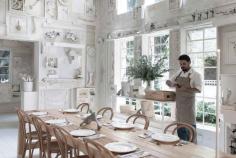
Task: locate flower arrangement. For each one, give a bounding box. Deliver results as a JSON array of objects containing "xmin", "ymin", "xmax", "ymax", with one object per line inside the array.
[{"xmin": 126, "ymin": 55, "xmax": 169, "ymax": 88}]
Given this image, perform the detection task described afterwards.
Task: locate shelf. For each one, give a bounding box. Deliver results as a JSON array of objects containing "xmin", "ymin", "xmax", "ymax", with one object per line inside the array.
[{"xmin": 45, "ymin": 42, "xmax": 86, "ymax": 49}]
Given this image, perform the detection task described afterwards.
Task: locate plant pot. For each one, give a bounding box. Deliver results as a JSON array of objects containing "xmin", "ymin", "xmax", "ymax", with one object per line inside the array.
[
  {"xmin": 140, "ymin": 101, "xmax": 155, "ymax": 118},
  {"xmin": 23, "ymin": 82, "xmax": 33, "ymax": 92}
]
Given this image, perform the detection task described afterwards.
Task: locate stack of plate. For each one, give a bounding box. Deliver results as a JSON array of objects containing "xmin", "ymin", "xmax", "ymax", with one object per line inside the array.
[
  {"xmin": 70, "ymin": 129, "xmax": 96, "ymax": 137},
  {"xmin": 111, "ymin": 122, "xmax": 135, "ymax": 130},
  {"xmin": 151, "ymin": 133, "xmax": 180, "ymax": 144},
  {"xmin": 31, "ymin": 112, "xmax": 48, "ymax": 116},
  {"xmin": 105, "ymin": 142, "xmax": 137, "ymax": 154},
  {"xmin": 62, "ymin": 109, "xmax": 80, "ymax": 113}
]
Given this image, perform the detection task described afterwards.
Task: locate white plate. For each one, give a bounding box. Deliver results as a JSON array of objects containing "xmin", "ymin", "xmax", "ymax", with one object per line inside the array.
[
  {"xmin": 31, "ymin": 112, "xmax": 48, "ymax": 116},
  {"xmin": 151, "ymin": 133, "xmax": 180, "ymax": 143},
  {"xmin": 70, "ymin": 129, "xmax": 96, "ymax": 137},
  {"xmin": 62, "ymin": 109, "xmax": 80, "ymax": 113},
  {"xmin": 105, "ymin": 142, "xmax": 137, "ymax": 153},
  {"xmin": 45, "ymin": 119, "xmax": 66, "ymax": 125},
  {"xmin": 111, "ymin": 122, "xmax": 135, "ymax": 129}
]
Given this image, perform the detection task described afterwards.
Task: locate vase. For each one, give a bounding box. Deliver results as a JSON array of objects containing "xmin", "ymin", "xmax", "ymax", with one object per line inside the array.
[
  {"xmin": 145, "ymin": 80, "xmax": 154, "ymax": 91},
  {"xmin": 23, "ymin": 82, "xmax": 33, "ymax": 92}
]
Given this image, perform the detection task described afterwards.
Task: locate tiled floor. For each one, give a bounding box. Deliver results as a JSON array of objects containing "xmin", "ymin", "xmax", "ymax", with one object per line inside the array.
[{"xmin": 0, "ymin": 113, "xmax": 18, "ymax": 158}]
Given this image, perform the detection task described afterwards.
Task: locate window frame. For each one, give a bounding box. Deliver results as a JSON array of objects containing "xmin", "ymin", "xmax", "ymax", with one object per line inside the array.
[
  {"xmin": 185, "ymin": 27, "xmax": 217, "ymax": 127},
  {"xmin": 0, "ymin": 49, "xmax": 11, "ymax": 84},
  {"xmin": 147, "ymin": 31, "xmax": 172, "ymax": 117}
]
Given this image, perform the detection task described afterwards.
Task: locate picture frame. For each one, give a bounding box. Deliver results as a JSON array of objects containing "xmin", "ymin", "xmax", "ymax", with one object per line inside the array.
[
  {"xmin": 45, "ymin": 0, "xmax": 57, "ymax": 19},
  {"xmin": 9, "ymin": 0, "xmax": 25, "ymax": 12},
  {"xmin": 6, "ymin": 13, "xmax": 30, "ymax": 36}
]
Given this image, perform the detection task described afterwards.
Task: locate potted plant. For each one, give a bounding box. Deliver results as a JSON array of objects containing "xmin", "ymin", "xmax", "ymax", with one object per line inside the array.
[
  {"xmin": 126, "ymin": 55, "xmax": 169, "ymax": 90},
  {"xmin": 20, "ymin": 73, "xmax": 34, "ymax": 92}
]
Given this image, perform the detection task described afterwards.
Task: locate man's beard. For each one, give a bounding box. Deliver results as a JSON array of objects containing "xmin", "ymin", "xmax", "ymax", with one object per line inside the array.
[{"xmin": 181, "ymin": 67, "xmax": 189, "ymax": 72}]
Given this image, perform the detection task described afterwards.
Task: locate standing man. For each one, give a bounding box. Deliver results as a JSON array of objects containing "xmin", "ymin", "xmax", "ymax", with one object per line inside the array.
[{"xmin": 166, "ymin": 54, "xmax": 202, "ymax": 141}]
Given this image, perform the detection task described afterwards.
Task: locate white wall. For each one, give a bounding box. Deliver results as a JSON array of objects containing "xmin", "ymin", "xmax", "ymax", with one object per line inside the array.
[{"xmin": 0, "ymin": 0, "xmax": 97, "ymax": 110}]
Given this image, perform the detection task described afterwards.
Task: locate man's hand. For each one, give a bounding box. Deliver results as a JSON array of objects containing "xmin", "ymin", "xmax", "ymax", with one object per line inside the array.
[{"xmin": 166, "ymin": 80, "xmax": 179, "ymax": 87}]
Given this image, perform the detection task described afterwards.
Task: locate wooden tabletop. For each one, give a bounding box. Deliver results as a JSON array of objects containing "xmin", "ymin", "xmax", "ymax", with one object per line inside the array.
[{"xmin": 18, "ymin": 109, "xmax": 234, "ymax": 158}]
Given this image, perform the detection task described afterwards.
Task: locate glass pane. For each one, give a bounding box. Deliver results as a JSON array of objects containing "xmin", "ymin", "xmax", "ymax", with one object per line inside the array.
[
  {"xmin": 161, "ymin": 35, "xmax": 169, "ymax": 44},
  {"xmin": 0, "ymin": 50, "xmax": 10, "ymax": 58},
  {"xmin": 204, "ymin": 39, "xmax": 216, "ymax": 52},
  {"xmin": 187, "ymin": 41, "xmax": 203, "ymax": 53},
  {"xmin": 204, "ymin": 99, "xmax": 216, "ymax": 125},
  {"xmin": 204, "ymin": 53, "xmax": 217, "ymax": 67},
  {"xmin": 196, "ymin": 98, "xmax": 204, "ymax": 124},
  {"xmin": 154, "ymin": 46, "xmax": 161, "ymax": 55},
  {"xmin": 0, "ymin": 67, "xmax": 9, "ymax": 74},
  {"xmin": 204, "ymin": 68, "xmax": 216, "ymax": 80},
  {"xmin": 154, "ymin": 36, "xmax": 161, "ymax": 44},
  {"xmin": 204, "ymin": 81, "xmax": 217, "ymax": 98},
  {"xmin": 188, "ymin": 30, "xmax": 203, "ymax": 41},
  {"xmin": 0, "ymin": 59, "xmax": 9, "ymax": 67},
  {"xmin": 161, "ymin": 45, "xmax": 168, "ymax": 53},
  {"xmin": 126, "ymin": 49, "xmax": 134, "ymax": 57},
  {"xmin": 189, "ymin": 53, "xmax": 204, "ymax": 67},
  {"xmin": 204, "ymin": 28, "xmax": 216, "ymax": 39},
  {"xmin": 0, "ymin": 74, "xmax": 9, "ymax": 83},
  {"xmin": 127, "ymin": 0, "xmax": 138, "ymax": 10}
]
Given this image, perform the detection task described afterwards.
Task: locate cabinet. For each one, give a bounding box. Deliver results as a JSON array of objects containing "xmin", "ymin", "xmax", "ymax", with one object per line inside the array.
[{"xmin": 21, "ymin": 91, "xmax": 37, "ymax": 111}]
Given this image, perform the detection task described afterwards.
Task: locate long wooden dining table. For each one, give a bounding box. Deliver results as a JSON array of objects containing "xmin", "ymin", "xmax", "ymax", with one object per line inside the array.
[{"xmin": 18, "ymin": 109, "xmax": 235, "ymax": 158}]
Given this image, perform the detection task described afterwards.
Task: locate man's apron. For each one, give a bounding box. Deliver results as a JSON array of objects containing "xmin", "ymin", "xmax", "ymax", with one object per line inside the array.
[{"xmin": 175, "ymin": 72, "xmax": 196, "ymax": 125}]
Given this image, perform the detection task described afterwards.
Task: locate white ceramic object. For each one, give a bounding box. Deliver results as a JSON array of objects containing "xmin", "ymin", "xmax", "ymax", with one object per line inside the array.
[
  {"xmin": 151, "ymin": 133, "xmax": 180, "ymax": 143},
  {"xmin": 105, "ymin": 142, "xmax": 137, "ymax": 153},
  {"xmin": 23, "ymin": 82, "xmax": 33, "ymax": 92},
  {"xmin": 111, "ymin": 122, "xmax": 135, "ymax": 129},
  {"xmin": 70, "ymin": 129, "xmax": 96, "ymax": 137},
  {"xmin": 31, "ymin": 112, "xmax": 48, "ymax": 116},
  {"xmin": 62, "ymin": 109, "xmax": 80, "ymax": 113},
  {"xmin": 45, "ymin": 119, "xmax": 66, "ymax": 125}
]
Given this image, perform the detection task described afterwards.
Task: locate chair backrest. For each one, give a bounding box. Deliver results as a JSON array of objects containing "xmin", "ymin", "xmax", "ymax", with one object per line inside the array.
[
  {"xmin": 83, "ymin": 138, "xmax": 115, "ymax": 158},
  {"xmin": 164, "ymin": 122, "xmax": 196, "ymax": 142},
  {"xmin": 126, "ymin": 114, "xmax": 150, "ymax": 130},
  {"xmin": 52, "ymin": 125, "xmax": 79, "ymax": 158},
  {"xmin": 16, "ymin": 108, "xmax": 33, "ymax": 139},
  {"xmin": 76, "ymin": 103, "xmax": 90, "ymax": 113},
  {"xmin": 97, "ymin": 107, "xmax": 114, "ymax": 120},
  {"xmin": 31, "ymin": 116, "xmax": 51, "ymax": 150}
]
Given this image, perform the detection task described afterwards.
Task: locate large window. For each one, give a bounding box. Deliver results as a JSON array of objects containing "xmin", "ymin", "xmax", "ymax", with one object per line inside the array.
[
  {"xmin": 114, "ymin": 37, "xmax": 135, "ymax": 91},
  {"xmin": 186, "ymin": 27, "xmax": 217, "ymax": 127},
  {"xmin": 0, "ymin": 50, "xmax": 10, "ymax": 83},
  {"xmin": 148, "ymin": 32, "xmax": 171, "ymax": 117},
  {"xmin": 117, "ymin": 0, "xmax": 138, "ymax": 15}
]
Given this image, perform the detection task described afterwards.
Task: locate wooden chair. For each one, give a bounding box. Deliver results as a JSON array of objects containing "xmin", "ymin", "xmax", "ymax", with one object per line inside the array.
[
  {"xmin": 76, "ymin": 103, "xmax": 90, "ymax": 113},
  {"xmin": 52, "ymin": 125, "xmax": 89, "ymax": 158},
  {"xmin": 164, "ymin": 122, "xmax": 196, "ymax": 142},
  {"xmin": 31, "ymin": 116, "xmax": 60, "ymax": 158},
  {"xmin": 16, "ymin": 108, "xmax": 39, "ymax": 158},
  {"xmin": 126, "ymin": 114, "xmax": 150, "ymax": 130},
  {"xmin": 97, "ymin": 107, "xmax": 114, "ymax": 120},
  {"xmin": 83, "ymin": 138, "xmax": 115, "ymax": 158}
]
